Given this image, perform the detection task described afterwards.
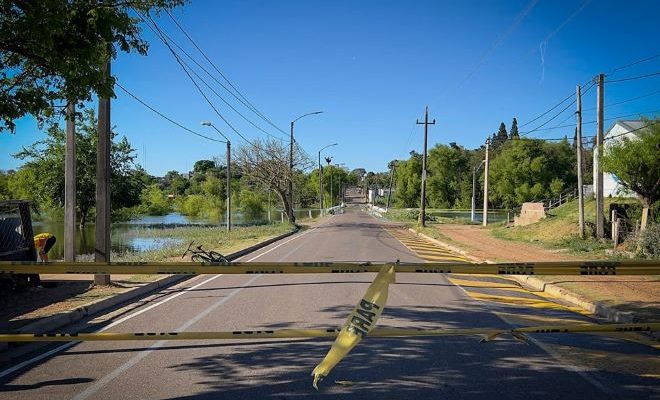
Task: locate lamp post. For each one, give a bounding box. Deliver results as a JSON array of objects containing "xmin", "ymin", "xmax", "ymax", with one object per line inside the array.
[
  {"xmin": 290, "ymin": 111, "xmax": 323, "ymax": 223},
  {"xmin": 471, "ymin": 160, "xmax": 486, "ymax": 222},
  {"xmin": 201, "ymin": 121, "xmax": 231, "ymax": 232},
  {"xmin": 318, "ymin": 143, "xmax": 337, "ymax": 216}
]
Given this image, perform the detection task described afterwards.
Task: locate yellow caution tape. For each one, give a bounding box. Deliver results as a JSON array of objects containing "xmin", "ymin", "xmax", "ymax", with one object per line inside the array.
[
  {"xmin": 1, "ymin": 260, "xmax": 659, "ymax": 275},
  {"xmin": 311, "ymin": 264, "xmax": 395, "ymax": 389},
  {"xmin": 0, "ymin": 323, "xmax": 656, "ymax": 343}
]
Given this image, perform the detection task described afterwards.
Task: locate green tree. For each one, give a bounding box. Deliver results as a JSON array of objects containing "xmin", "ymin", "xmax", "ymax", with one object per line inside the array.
[
  {"xmin": 488, "ymin": 139, "xmax": 575, "ymax": 209},
  {"xmin": 0, "ymin": 0, "xmax": 185, "ymax": 131},
  {"xmin": 426, "ymin": 144, "xmax": 470, "ymax": 208},
  {"xmin": 602, "ymin": 120, "xmax": 660, "ymax": 229},
  {"xmin": 140, "ymin": 184, "xmax": 170, "ymax": 215},
  {"xmin": 12, "ymin": 108, "xmax": 141, "ymax": 226},
  {"xmin": 394, "ymin": 152, "xmax": 422, "ymax": 207},
  {"xmin": 239, "ymin": 189, "xmax": 266, "ymax": 220},
  {"xmin": 510, "ymin": 118, "xmax": 519, "ymax": 139}
]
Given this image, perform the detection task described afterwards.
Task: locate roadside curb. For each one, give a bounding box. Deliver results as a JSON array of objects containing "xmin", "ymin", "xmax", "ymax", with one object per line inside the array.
[
  {"xmin": 11, "ymin": 226, "xmax": 300, "ymax": 336},
  {"xmin": 408, "ymin": 228, "xmax": 638, "ymax": 323}
]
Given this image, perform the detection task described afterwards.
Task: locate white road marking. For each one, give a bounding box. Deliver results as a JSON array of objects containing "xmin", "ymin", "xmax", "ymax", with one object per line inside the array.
[
  {"xmin": 72, "ymin": 274, "xmax": 261, "ymax": 400},
  {"xmin": 0, "ymin": 274, "xmax": 223, "ymax": 380}
]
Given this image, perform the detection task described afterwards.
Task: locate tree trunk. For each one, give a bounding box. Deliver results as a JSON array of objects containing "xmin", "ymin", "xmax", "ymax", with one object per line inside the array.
[
  {"xmin": 276, "ymin": 190, "xmax": 295, "ymax": 224},
  {"xmin": 640, "ymin": 196, "xmax": 651, "ymax": 231}
]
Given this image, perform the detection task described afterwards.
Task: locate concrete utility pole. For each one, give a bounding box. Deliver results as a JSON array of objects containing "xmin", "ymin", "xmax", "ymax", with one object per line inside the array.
[
  {"xmin": 95, "ymin": 60, "xmax": 111, "ymax": 286},
  {"xmin": 576, "ymin": 85, "xmax": 585, "ymax": 239},
  {"xmin": 416, "ymin": 106, "xmax": 435, "ymax": 227},
  {"xmin": 595, "ymin": 73, "xmax": 605, "ymax": 238},
  {"xmin": 482, "ymin": 138, "xmax": 490, "ymax": 227},
  {"xmin": 201, "ymin": 122, "xmax": 231, "ymax": 232},
  {"xmin": 226, "ymin": 140, "xmax": 231, "ymax": 232},
  {"xmin": 471, "ymin": 160, "xmax": 485, "ymax": 222},
  {"xmin": 290, "ymin": 111, "xmax": 322, "ymax": 223},
  {"xmin": 64, "ymin": 102, "xmax": 76, "ymax": 263},
  {"xmin": 386, "ymin": 163, "xmax": 395, "ymax": 211}
]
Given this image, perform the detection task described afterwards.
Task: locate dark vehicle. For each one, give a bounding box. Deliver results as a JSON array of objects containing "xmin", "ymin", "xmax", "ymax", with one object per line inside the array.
[
  {"xmin": 0, "ymin": 200, "xmax": 38, "ymax": 291},
  {"xmin": 181, "ymin": 241, "xmax": 229, "ymax": 263}
]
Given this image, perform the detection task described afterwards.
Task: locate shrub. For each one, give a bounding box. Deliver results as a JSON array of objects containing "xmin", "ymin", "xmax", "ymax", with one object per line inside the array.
[{"xmin": 633, "ymin": 224, "xmax": 660, "ymax": 259}]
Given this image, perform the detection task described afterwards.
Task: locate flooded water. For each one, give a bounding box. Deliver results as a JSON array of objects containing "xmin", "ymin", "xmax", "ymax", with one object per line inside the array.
[{"xmin": 32, "ymin": 209, "xmax": 322, "ymax": 260}]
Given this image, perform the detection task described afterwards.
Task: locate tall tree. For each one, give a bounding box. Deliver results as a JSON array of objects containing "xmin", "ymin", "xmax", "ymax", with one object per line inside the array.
[
  {"xmin": 12, "ymin": 109, "xmax": 140, "ymax": 226},
  {"xmin": 235, "ymin": 138, "xmax": 311, "ymax": 223},
  {"xmin": 510, "ymin": 118, "xmax": 519, "ymax": 139},
  {"xmin": 602, "ymin": 119, "xmax": 660, "ymax": 229},
  {"xmin": 0, "ymin": 0, "xmax": 185, "ymax": 131}
]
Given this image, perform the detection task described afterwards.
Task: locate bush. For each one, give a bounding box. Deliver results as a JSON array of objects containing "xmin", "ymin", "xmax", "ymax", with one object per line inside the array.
[
  {"xmin": 239, "ymin": 190, "xmax": 265, "ymax": 220},
  {"xmin": 179, "ymin": 194, "xmax": 223, "ymax": 219},
  {"xmin": 633, "ymin": 224, "xmax": 660, "ymax": 259},
  {"xmin": 140, "ymin": 184, "xmax": 170, "ymax": 215}
]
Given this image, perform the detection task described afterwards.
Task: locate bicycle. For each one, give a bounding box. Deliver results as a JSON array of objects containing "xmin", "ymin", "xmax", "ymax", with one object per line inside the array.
[{"xmin": 182, "ymin": 241, "xmax": 229, "ymax": 263}]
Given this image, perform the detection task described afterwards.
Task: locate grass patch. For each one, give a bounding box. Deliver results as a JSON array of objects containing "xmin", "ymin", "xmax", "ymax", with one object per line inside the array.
[
  {"xmin": 111, "ymin": 223, "xmax": 293, "ymax": 262},
  {"xmin": 491, "ymin": 197, "xmax": 639, "ymax": 258}
]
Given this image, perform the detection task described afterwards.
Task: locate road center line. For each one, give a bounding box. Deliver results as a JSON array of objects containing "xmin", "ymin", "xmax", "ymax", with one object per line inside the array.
[{"xmin": 72, "ymin": 274, "xmax": 262, "ymax": 400}]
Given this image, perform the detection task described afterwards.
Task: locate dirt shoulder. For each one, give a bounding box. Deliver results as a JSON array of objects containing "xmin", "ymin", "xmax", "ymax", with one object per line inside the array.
[{"xmin": 419, "ymin": 223, "xmax": 660, "ymax": 322}]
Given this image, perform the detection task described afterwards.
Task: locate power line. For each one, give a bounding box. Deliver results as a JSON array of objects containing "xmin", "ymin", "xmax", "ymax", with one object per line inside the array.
[
  {"xmin": 607, "ymin": 52, "xmax": 660, "ymax": 74},
  {"xmin": 116, "ymin": 83, "xmax": 225, "ymax": 143},
  {"xmin": 147, "ymin": 20, "xmax": 286, "ymax": 141},
  {"xmin": 142, "ymin": 13, "xmax": 254, "ymax": 146},
  {"xmin": 518, "ymin": 91, "xmax": 575, "ymax": 128},
  {"xmin": 607, "ymin": 71, "xmax": 660, "ymax": 83},
  {"xmin": 583, "ymin": 88, "xmax": 660, "ymax": 111},
  {"xmin": 604, "ymin": 120, "xmax": 659, "ymax": 141},
  {"xmin": 164, "ymin": 9, "xmax": 288, "ymax": 136}
]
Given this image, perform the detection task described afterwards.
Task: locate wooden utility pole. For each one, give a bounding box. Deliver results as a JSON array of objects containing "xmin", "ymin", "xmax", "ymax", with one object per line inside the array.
[
  {"xmin": 64, "ymin": 103, "xmax": 76, "ymax": 262},
  {"xmin": 482, "ymin": 138, "xmax": 490, "ymax": 227},
  {"xmin": 595, "ymin": 73, "xmax": 605, "ymax": 238},
  {"xmin": 95, "ymin": 60, "xmax": 111, "ymax": 285},
  {"xmin": 576, "ymin": 85, "xmax": 585, "ymax": 239},
  {"xmin": 416, "ymin": 106, "xmax": 435, "ymax": 227},
  {"xmin": 289, "ymin": 121, "xmax": 295, "ymax": 224},
  {"xmin": 226, "ymin": 140, "xmax": 231, "ymax": 232},
  {"xmin": 386, "ymin": 163, "xmax": 395, "ymax": 211}
]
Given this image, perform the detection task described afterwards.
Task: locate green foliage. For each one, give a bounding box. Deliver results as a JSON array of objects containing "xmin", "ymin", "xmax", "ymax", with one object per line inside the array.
[
  {"xmin": 426, "ymin": 144, "xmax": 470, "ymax": 208},
  {"xmin": 394, "ymin": 152, "xmax": 422, "ymax": 207},
  {"xmin": 632, "ymin": 224, "xmax": 660, "ymax": 259},
  {"xmin": 489, "ymin": 138, "xmax": 575, "ymax": 208},
  {"xmin": 510, "ymin": 118, "xmax": 519, "ymax": 139},
  {"xmin": 140, "ymin": 184, "xmax": 170, "ymax": 216},
  {"xmin": 239, "ymin": 189, "xmax": 265, "ymax": 220},
  {"xmin": 601, "ymin": 119, "xmax": 660, "ymax": 208},
  {"xmin": 179, "ymin": 194, "xmax": 222, "ymax": 219},
  {"xmin": 0, "ymin": 0, "xmax": 185, "ymax": 131},
  {"xmin": 10, "ymin": 108, "xmax": 142, "ymax": 225}
]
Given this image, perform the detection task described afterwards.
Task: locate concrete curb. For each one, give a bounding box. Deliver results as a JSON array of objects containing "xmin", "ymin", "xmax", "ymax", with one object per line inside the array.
[
  {"xmin": 12, "ymin": 227, "xmax": 300, "ymax": 335},
  {"xmin": 408, "ymin": 228, "xmax": 638, "ymax": 323}
]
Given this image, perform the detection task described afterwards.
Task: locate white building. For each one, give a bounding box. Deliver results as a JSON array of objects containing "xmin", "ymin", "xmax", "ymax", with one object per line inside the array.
[{"xmin": 593, "ymin": 120, "xmax": 645, "ymax": 198}]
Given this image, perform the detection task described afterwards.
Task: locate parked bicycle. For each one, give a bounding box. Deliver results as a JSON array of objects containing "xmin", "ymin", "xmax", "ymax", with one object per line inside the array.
[{"xmin": 182, "ymin": 241, "xmax": 229, "ymax": 263}]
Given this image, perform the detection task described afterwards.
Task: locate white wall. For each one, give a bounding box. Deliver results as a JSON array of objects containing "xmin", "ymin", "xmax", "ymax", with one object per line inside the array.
[{"xmin": 593, "ymin": 123, "xmax": 637, "ymax": 198}]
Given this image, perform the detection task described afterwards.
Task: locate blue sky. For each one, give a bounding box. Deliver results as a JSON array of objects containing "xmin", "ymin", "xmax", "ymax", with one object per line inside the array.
[{"xmin": 2, "ymin": 0, "xmax": 659, "ymax": 176}]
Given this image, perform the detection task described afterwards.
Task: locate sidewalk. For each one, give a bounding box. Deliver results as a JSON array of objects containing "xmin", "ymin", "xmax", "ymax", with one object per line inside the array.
[{"xmin": 418, "ymin": 224, "xmax": 660, "ymax": 322}]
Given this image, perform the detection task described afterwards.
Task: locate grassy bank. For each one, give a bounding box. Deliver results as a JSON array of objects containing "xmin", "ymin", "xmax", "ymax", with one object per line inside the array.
[
  {"xmin": 491, "ymin": 197, "xmax": 637, "ymax": 257},
  {"xmin": 111, "ymin": 223, "xmax": 294, "ymax": 263}
]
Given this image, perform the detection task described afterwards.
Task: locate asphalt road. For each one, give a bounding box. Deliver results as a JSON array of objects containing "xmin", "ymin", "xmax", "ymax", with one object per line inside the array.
[{"xmin": 0, "ymin": 203, "xmax": 658, "ymax": 399}]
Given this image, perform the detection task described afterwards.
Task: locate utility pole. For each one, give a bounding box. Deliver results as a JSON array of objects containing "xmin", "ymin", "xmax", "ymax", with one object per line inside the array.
[
  {"xmin": 576, "ymin": 84, "xmax": 585, "ymax": 239},
  {"xmin": 318, "ymin": 152, "xmax": 323, "ymax": 215},
  {"xmin": 386, "ymin": 163, "xmax": 395, "ymax": 211},
  {"xmin": 482, "ymin": 138, "xmax": 490, "ymax": 227},
  {"xmin": 471, "ymin": 160, "xmax": 485, "ymax": 222},
  {"xmin": 64, "ymin": 102, "xmax": 76, "ymax": 263},
  {"xmin": 289, "ymin": 121, "xmax": 295, "ymax": 224},
  {"xmin": 226, "ymin": 140, "xmax": 231, "ymax": 232},
  {"xmin": 595, "ymin": 73, "xmax": 605, "ymax": 238},
  {"xmin": 416, "ymin": 106, "xmax": 435, "ymax": 227},
  {"xmin": 95, "ymin": 60, "xmax": 111, "ymax": 286}
]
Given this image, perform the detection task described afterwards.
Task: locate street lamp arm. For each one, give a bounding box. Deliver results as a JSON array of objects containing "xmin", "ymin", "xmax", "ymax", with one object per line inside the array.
[
  {"xmin": 292, "ymin": 111, "xmax": 323, "ymax": 124},
  {"xmin": 200, "ymin": 121, "xmax": 230, "ymax": 143}
]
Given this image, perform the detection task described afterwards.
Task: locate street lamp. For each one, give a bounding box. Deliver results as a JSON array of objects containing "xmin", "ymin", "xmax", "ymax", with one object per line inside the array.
[
  {"xmin": 290, "ymin": 111, "xmax": 323, "ymax": 223},
  {"xmin": 471, "ymin": 160, "xmax": 486, "ymax": 222},
  {"xmin": 318, "ymin": 143, "xmax": 337, "ymax": 216},
  {"xmin": 201, "ymin": 121, "xmax": 231, "ymax": 232}
]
